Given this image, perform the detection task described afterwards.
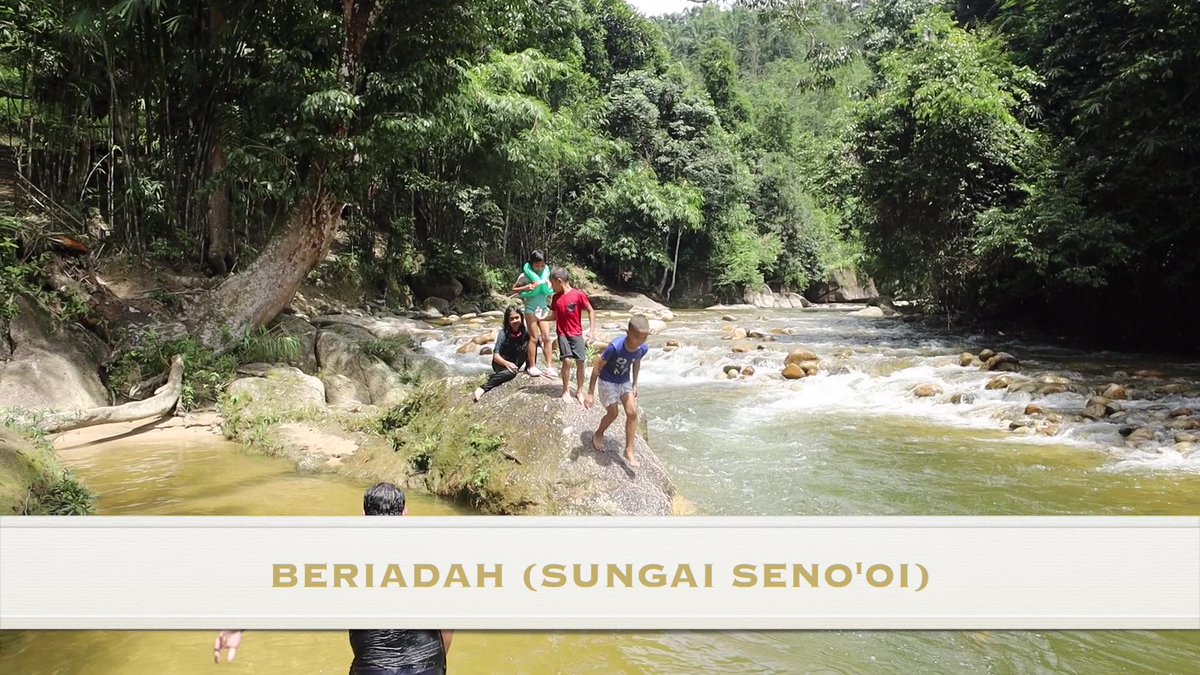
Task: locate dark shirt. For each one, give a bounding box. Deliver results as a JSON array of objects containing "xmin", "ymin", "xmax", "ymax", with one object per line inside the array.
[
  {"xmin": 348, "ymin": 629, "xmax": 445, "ymax": 671},
  {"xmin": 494, "ymin": 328, "xmax": 530, "ymax": 364}
]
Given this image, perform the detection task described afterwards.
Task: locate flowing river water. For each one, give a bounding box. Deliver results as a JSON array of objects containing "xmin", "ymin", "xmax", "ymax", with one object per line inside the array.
[{"xmin": 3, "ymin": 307, "xmax": 1199, "ymax": 673}]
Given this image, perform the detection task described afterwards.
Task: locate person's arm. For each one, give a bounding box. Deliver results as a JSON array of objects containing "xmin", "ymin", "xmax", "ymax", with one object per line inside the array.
[
  {"xmin": 632, "ymin": 359, "xmax": 641, "ymax": 396},
  {"xmin": 585, "ymin": 357, "xmax": 606, "ymax": 409},
  {"xmin": 441, "ymin": 630, "xmax": 454, "ymax": 654},
  {"xmin": 511, "ymin": 274, "xmax": 535, "ymax": 294},
  {"xmin": 584, "ymin": 294, "xmax": 596, "ymax": 341},
  {"xmin": 492, "ymin": 331, "xmax": 517, "ymax": 371},
  {"xmin": 213, "ymin": 630, "xmax": 244, "ymax": 663}
]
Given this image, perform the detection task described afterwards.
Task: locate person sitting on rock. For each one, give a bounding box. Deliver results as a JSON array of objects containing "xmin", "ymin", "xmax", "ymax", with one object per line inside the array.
[
  {"xmin": 474, "ymin": 305, "xmax": 531, "ymax": 402},
  {"xmin": 512, "ymin": 250, "xmax": 555, "ymax": 378},
  {"xmin": 585, "ymin": 315, "xmax": 650, "ymax": 467}
]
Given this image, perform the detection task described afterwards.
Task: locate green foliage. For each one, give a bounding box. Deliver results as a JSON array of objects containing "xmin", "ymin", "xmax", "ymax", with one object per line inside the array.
[{"xmin": 26, "ymin": 471, "xmax": 95, "ymax": 516}]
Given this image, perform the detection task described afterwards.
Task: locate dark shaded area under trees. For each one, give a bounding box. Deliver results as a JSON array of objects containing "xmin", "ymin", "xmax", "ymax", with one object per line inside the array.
[{"xmin": 2, "ymin": 0, "xmax": 1196, "ymax": 352}]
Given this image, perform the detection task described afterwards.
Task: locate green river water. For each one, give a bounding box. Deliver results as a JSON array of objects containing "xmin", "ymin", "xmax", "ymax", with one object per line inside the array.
[{"xmin": 2, "ymin": 308, "xmax": 1198, "ymax": 673}]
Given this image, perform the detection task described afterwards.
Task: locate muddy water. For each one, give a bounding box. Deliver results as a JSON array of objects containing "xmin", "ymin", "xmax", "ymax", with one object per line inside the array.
[{"xmin": 3, "ymin": 306, "xmax": 1200, "ymax": 672}]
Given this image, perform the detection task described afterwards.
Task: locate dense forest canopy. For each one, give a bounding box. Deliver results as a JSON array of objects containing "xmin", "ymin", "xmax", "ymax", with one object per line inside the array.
[{"xmin": 2, "ymin": 0, "xmax": 1196, "ymax": 349}]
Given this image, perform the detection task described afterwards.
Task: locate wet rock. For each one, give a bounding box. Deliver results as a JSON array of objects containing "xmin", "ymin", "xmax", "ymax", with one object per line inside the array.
[
  {"xmin": 422, "ymin": 296, "xmax": 451, "ymax": 313},
  {"xmin": 1012, "ymin": 426, "xmax": 1036, "ymax": 436},
  {"xmin": 725, "ymin": 369, "xmax": 740, "ymax": 379},
  {"xmin": 1160, "ymin": 383, "xmax": 1190, "ymax": 395},
  {"xmin": 1169, "ymin": 407, "xmax": 1194, "ymax": 418},
  {"xmin": 417, "ymin": 307, "xmax": 442, "ymax": 320},
  {"xmin": 979, "ymin": 349, "xmax": 996, "ymax": 361},
  {"xmin": 1133, "ymin": 369, "xmax": 1165, "ymax": 379},
  {"xmin": 472, "ymin": 332, "xmax": 494, "ymax": 346},
  {"xmin": 1101, "ymin": 383, "xmax": 1128, "ymax": 400},
  {"xmin": 782, "ymin": 363, "xmax": 805, "ymax": 380},
  {"xmin": 729, "ymin": 327, "xmax": 747, "ymax": 340},
  {"xmin": 662, "ymin": 345, "xmax": 678, "ymax": 353},
  {"xmin": 1039, "ymin": 375, "xmax": 1071, "ymax": 385},
  {"xmin": 784, "ymin": 349, "xmax": 820, "ymax": 366},
  {"xmin": 665, "ymin": 339, "xmax": 680, "ymax": 348},
  {"xmin": 1176, "ymin": 442, "xmax": 1196, "ymax": 453},
  {"xmin": 721, "ymin": 315, "xmax": 736, "ymax": 322},
  {"xmin": 1025, "ymin": 404, "xmax": 1044, "ymax": 415},
  {"xmin": 1165, "ymin": 418, "xmax": 1198, "ymax": 430},
  {"xmin": 479, "ymin": 346, "xmax": 493, "ymax": 356},
  {"xmin": 1038, "ymin": 384, "xmax": 1070, "ymax": 395},
  {"xmin": 1082, "ymin": 396, "xmax": 1115, "ymax": 420},
  {"xmin": 948, "ymin": 392, "xmax": 976, "ymax": 405},
  {"xmin": 959, "ymin": 352, "xmax": 975, "ymax": 367},
  {"xmin": 803, "ymin": 364, "xmax": 819, "ymax": 377},
  {"xmin": 1125, "ymin": 427, "xmax": 1156, "ymax": 444},
  {"xmin": 985, "ymin": 352, "xmax": 1020, "ymax": 372},
  {"xmin": 741, "ymin": 366, "xmax": 755, "ymax": 377},
  {"xmin": 456, "ymin": 341, "xmax": 477, "ymax": 354},
  {"xmin": 985, "ymin": 375, "xmax": 1014, "ymax": 390},
  {"xmin": 1175, "ymin": 432, "xmax": 1198, "ymax": 443},
  {"xmin": 849, "ymin": 306, "xmax": 885, "ymax": 318},
  {"xmin": 1039, "ymin": 423, "xmax": 1061, "ymax": 437},
  {"xmin": 748, "ymin": 329, "xmax": 768, "ymax": 339},
  {"xmin": 834, "ymin": 349, "xmax": 854, "ymax": 359},
  {"xmin": 720, "ymin": 365, "xmax": 743, "ymax": 376},
  {"xmin": 912, "ymin": 384, "xmax": 943, "ymax": 398},
  {"xmin": 731, "ymin": 343, "xmax": 751, "ymax": 354}
]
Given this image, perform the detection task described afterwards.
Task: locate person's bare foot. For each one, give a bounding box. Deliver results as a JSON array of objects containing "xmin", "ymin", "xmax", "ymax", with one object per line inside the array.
[
  {"xmin": 592, "ymin": 432, "xmax": 606, "ymax": 452},
  {"xmin": 624, "ymin": 450, "xmax": 640, "ymax": 467},
  {"xmin": 576, "ymin": 391, "xmax": 587, "ymax": 405},
  {"xmin": 527, "ymin": 366, "xmax": 543, "ymax": 378},
  {"xmin": 561, "ymin": 390, "xmax": 573, "ymax": 402},
  {"xmin": 472, "ymin": 387, "xmax": 483, "ymax": 402},
  {"xmin": 541, "ymin": 368, "xmax": 556, "ymax": 379}
]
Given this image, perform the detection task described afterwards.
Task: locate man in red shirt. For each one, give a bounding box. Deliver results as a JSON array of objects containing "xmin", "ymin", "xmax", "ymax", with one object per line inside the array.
[{"xmin": 549, "ymin": 267, "xmax": 596, "ymax": 403}]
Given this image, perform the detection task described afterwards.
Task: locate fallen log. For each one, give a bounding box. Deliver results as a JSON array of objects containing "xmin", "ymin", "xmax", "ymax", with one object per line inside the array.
[{"xmin": 38, "ymin": 354, "xmax": 185, "ymax": 433}]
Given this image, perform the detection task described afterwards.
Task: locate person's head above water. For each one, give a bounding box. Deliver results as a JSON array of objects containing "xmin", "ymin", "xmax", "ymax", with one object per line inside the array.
[
  {"xmin": 363, "ymin": 482, "xmax": 407, "ymax": 516},
  {"xmin": 529, "ymin": 250, "xmax": 546, "ymax": 273},
  {"xmin": 625, "ymin": 315, "xmax": 650, "ymax": 350},
  {"xmin": 503, "ymin": 305, "xmax": 525, "ymax": 334}
]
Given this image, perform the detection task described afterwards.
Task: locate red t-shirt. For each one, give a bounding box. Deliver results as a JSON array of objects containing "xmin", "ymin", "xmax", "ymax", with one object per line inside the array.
[{"xmin": 551, "ymin": 288, "xmax": 591, "ymax": 337}]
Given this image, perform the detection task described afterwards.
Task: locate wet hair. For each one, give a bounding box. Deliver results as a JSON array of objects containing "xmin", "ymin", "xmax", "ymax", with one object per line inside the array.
[
  {"xmin": 628, "ymin": 315, "xmax": 650, "ymax": 334},
  {"xmin": 363, "ymin": 482, "xmax": 406, "ymax": 516},
  {"xmin": 529, "ymin": 250, "xmax": 545, "ymax": 263},
  {"xmin": 551, "ymin": 267, "xmax": 570, "ymax": 281},
  {"xmin": 503, "ymin": 305, "xmax": 526, "ymax": 334}
]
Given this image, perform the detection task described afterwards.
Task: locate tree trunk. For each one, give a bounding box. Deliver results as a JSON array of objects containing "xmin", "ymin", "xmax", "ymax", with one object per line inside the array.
[
  {"xmin": 38, "ymin": 355, "xmax": 184, "ymax": 433},
  {"xmin": 187, "ymin": 0, "xmax": 381, "ymax": 348},
  {"xmin": 189, "ymin": 177, "xmax": 340, "ymax": 346},
  {"xmin": 666, "ymin": 227, "xmax": 683, "ymax": 301},
  {"xmin": 204, "ymin": 141, "xmax": 235, "ymax": 275}
]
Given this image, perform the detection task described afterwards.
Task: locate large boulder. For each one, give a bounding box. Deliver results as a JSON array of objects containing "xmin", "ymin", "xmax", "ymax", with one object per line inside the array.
[
  {"xmin": 0, "ymin": 427, "xmax": 92, "ymax": 515},
  {"xmin": 409, "ymin": 275, "xmax": 463, "ymax": 302},
  {"xmin": 315, "ymin": 330, "xmax": 408, "ymax": 407},
  {"xmin": 743, "ymin": 287, "xmax": 809, "ymax": 310},
  {"xmin": 226, "ymin": 366, "xmax": 327, "ymax": 414},
  {"xmin": 0, "ymin": 298, "xmax": 108, "ymax": 412},
  {"xmin": 588, "ymin": 291, "xmax": 673, "ymax": 320},
  {"xmin": 806, "ymin": 268, "xmax": 880, "ymax": 303},
  {"xmin": 377, "ymin": 377, "xmax": 677, "ymax": 515}
]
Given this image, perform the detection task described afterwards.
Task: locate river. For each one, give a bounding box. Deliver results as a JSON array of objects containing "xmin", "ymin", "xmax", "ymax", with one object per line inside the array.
[{"xmin": 3, "ymin": 306, "xmax": 1198, "ymax": 673}]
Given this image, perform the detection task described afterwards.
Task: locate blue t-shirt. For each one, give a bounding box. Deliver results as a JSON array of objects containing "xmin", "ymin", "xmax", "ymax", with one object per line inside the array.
[{"xmin": 598, "ymin": 336, "xmax": 649, "ymax": 384}]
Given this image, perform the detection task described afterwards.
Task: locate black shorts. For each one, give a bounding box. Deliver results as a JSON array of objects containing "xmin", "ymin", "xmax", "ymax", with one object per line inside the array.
[{"xmin": 557, "ymin": 334, "xmax": 588, "ymax": 361}]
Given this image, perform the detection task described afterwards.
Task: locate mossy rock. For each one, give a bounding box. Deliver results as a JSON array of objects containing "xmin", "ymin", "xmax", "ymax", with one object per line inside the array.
[
  {"xmin": 0, "ymin": 426, "xmax": 94, "ymax": 515},
  {"xmin": 362, "ymin": 377, "xmax": 677, "ymax": 515}
]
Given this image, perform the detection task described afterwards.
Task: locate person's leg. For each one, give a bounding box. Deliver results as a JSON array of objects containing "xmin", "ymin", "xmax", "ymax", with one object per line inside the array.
[
  {"xmin": 621, "ymin": 392, "xmax": 640, "ymax": 466},
  {"xmin": 593, "ymin": 402, "xmax": 619, "ymax": 452},
  {"xmin": 538, "ymin": 319, "xmax": 554, "ymax": 375},
  {"xmin": 475, "ymin": 364, "xmax": 513, "ymax": 401},
  {"xmin": 575, "ymin": 358, "xmax": 587, "ymax": 405},
  {"xmin": 559, "ymin": 337, "xmax": 572, "ymax": 400},
  {"xmin": 524, "ymin": 315, "xmax": 541, "ymax": 377}
]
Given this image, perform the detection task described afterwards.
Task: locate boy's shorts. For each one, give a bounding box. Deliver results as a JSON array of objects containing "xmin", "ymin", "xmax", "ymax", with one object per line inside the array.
[
  {"xmin": 557, "ymin": 334, "xmax": 588, "ymax": 361},
  {"xmin": 598, "ymin": 379, "xmax": 634, "ymax": 408}
]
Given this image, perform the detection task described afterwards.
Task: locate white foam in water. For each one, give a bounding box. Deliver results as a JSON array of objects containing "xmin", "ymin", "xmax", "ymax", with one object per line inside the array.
[{"xmin": 416, "ymin": 315, "xmax": 1199, "ymax": 471}]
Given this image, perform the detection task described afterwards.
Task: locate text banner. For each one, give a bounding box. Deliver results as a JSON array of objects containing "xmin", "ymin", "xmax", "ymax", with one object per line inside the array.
[{"xmin": 1, "ymin": 516, "xmax": 1197, "ymax": 629}]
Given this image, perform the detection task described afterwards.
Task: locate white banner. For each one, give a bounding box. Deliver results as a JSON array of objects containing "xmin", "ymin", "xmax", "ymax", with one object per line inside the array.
[{"xmin": 1, "ymin": 516, "xmax": 1197, "ymax": 629}]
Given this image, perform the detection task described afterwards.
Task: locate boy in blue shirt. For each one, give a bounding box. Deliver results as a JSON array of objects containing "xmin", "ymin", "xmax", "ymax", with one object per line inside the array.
[{"xmin": 585, "ymin": 315, "xmax": 651, "ymax": 467}]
